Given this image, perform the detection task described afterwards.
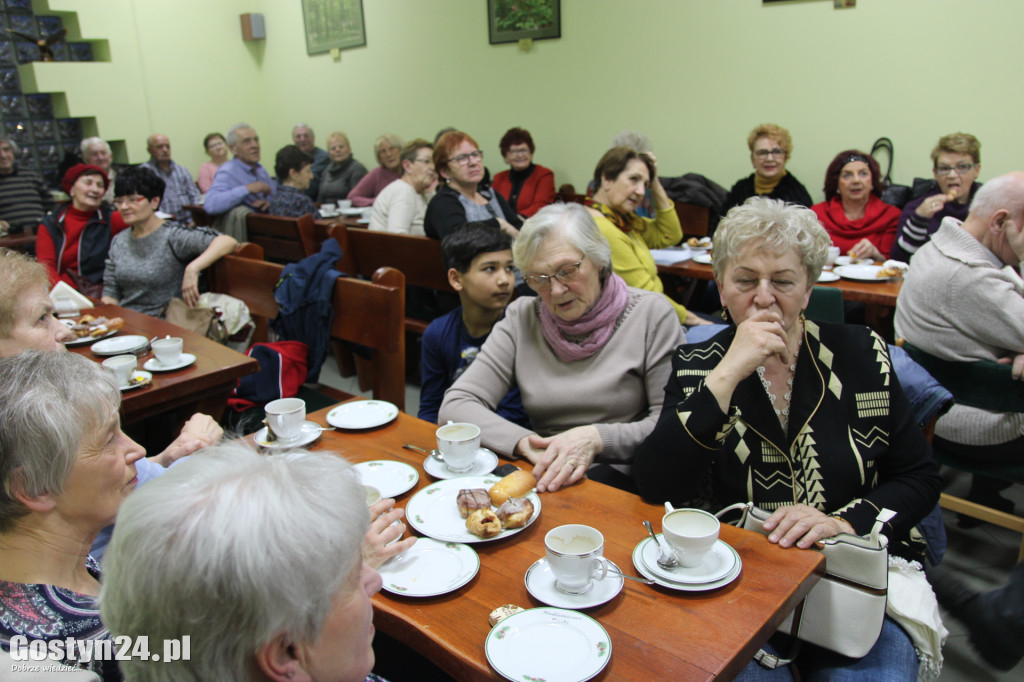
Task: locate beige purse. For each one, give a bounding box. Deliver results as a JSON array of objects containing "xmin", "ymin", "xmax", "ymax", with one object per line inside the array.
[{"xmin": 716, "ymin": 502, "xmax": 895, "ymax": 665}]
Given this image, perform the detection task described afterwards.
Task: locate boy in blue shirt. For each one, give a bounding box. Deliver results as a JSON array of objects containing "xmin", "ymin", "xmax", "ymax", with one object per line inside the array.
[{"xmin": 418, "ymin": 223, "xmax": 529, "ymax": 425}]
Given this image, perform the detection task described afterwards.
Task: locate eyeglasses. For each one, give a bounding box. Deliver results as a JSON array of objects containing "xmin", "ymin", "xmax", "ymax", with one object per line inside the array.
[
  {"xmin": 412, "ymin": 156, "xmax": 433, "ymax": 165},
  {"xmin": 935, "ymin": 162, "xmax": 978, "ymax": 175},
  {"xmin": 449, "ymin": 150, "xmax": 483, "ymax": 166},
  {"xmin": 524, "ymin": 260, "xmax": 584, "ymax": 291},
  {"xmin": 754, "ymin": 148, "xmax": 785, "ymax": 159},
  {"xmin": 113, "ymin": 195, "xmax": 146, "ymax": 206}
]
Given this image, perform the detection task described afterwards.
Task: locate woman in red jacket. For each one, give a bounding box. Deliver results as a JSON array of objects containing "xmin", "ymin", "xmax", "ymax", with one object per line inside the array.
[
  {"xmin": 492, "ymin": 127, "xmax": 556, "ymax": 220},
  {"xmin": 811, "ymin": 150, "xmax": 900, "ymax": 261}
]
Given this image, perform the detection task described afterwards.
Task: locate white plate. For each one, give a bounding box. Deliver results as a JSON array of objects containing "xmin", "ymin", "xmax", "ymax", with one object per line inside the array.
[
  {"xmin": 525, "ymin": 558, "xmax": 624, "ymax": 609},
  {"xmin": 354, "ymin": 460, "xmax": 419, "ymax": 499},
  {"xmin": 638, "ymin": 536, "xmax": 736, "ymax": 584},
  {"xmin": 817, "ymin": 271, "xmax": 840, "ymax": 283},
  {"xmin": 834, "ymin": 264, "xmax": 893, "ymax": 282},
  {"xmin": 632, "ymin": 537, "xmax": 742, "ymax": 591},
  {"xmin": 326, "ymin": 400, "xmax": 399, "ymax": 429},
  {"xmin": 320, "ymin": 210, "xmax": 339, "ymax": 218},
  {"xmin": 486, "ymin": 607, "xmax": 611, "ymax": 682},
  {"xmin": 254, "ymin": 421, "xmax": 324, "ymax": 449},
  {"xmin": 405, "ymin": 475, "xmax": 540, "ymax": 544},
  {"xmin": 64, "ymin": 328, "xmax": 118, "ymax": 346},
  {"xmin": 378, "ymin": 538, "xmax": 479, "ymax": 597},
  {"xmin": 91, "ymin": 335, "xmax": 149, "ymax": 356},
  {"xmin": 143, "ymin": 353, "xmax": 197, "ymax": 372},
  {"xmin": 119, "ymin": 370, "xmax": 152, "ymax": 392},
  {"xmin": 423, "ymin": 447, "xmax": 499, "ymax": 479},
  {"xmin": 340, "ymin": 206, "xmax": 365, "ymax": 216},
  {"xmin": 693, "ymin": 252, "xmax": 713, "ymax": 265}
]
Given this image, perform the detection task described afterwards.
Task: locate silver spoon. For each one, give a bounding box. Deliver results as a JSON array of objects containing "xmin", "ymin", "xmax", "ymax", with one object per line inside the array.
[
  {"xmin": 402, "ymin": 443, "xmax": 445, "ymax": 463},
  {"xmin": 605, "ymin": 564, "xmax": 655, "ymax": 585},
  {"xmin": 643, "ymin": 520, "xmax": 678, "ymax": 570}
]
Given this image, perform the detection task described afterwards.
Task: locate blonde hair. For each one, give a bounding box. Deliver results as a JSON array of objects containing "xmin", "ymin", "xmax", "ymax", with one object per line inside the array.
[
  {"xmin": 931, "ymin": 132, "xmax": 980, "ymax": 167},
  {"xmin": 0, "ymin": 249, "xmax": 50, "ymax": 336},
  {"xmin": 747, "ymin": 123, "xmax": 794, "ymax": 157}
]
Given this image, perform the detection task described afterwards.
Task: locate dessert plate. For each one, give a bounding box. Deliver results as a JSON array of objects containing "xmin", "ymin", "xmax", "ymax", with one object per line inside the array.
[
  {"xmin": 525, "ymin": 557, "xmax": 623, "ymax": 609},
  {"xmin": 143, "ymin": 353, "xmax": 196, "ymax": 372},
  {"xmin": 64, "ymin": 328, "xmax": 117, "ymax": 346},
  {"xmin": 692, "ymin": 252, "xmax": 713, "ymax": 265},
  {"xmin": 378, "ymin": 538, "xmax": 479, "ymax": 597},
  {"xmin": 354, "ymin": 460, "xmax": 419, "ymax": 499},
  {"xmin": 254, "ymin": 421, "xmax": 324, "ymax": 449},
  {"xmin": 326, "ymin": 400, "xmax": 399, "ymax": 429},
  {"xmin": 119, "ymin": 370, "xmax": 152, "ymax": 392},
  {"xmin": 817, "ymin": 271, "xmax": 840, "ymax": 283},
  {"xmin": 405, "ymin": 475, "xmax": 540, "ymax": 544},
  {"xmin": 835, "ymin": 264, "xmax": 893, "ymax": 282},
  {"xmin": 423, "ymin": 447, "xmax": 499, "ymax": 479},
  {"xmin": 486, "ymin": 607, "xmax": 611, "ymax": 682},
  {"xmin": 91, "ymin": 335, "xmax": 149, "ymax": 356}
]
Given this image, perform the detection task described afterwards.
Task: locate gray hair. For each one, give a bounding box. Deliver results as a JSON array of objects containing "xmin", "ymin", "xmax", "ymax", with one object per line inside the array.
[
  {"xmin": 0, "ymin": 351, "xmax": 120, "ymax": 532},
  {"xmin": 79, "ymin": 136, "xmax": 110, "ymax": 158},
  {"xmin": 610, "ymin": 130, "xmax": 651, "ymax": 153},
  {"xmin": 0, "ymin": 249, "xmax": 49, "ymax": 336},
  {"xmin": 0, "ymin": 134, "xmax": 18, "ymax": 156},
  {"xmin": 374, "ymin": 133, "xmax": 403, "ymax": 153},
  {"xmin": 292, "ymin": 123, "xmax": 314, "ymax": 137},
  {"xmin": 969, "ymin": 172, "xmax": 1024, "ymax": 221},
  {"xmin": 99, "ymin": 443, "xmax": 368, "ymax": 682},
  {"xmin": 226, "ymin": 122, "xmax": 254, "ymax": 148},
  {"xmin": 713, "ymin": 197, "xmax": 831, "ymax": 283},
  {"xmin": 513, "ymin": 203, "xmax": 612, "ymax": 276}
]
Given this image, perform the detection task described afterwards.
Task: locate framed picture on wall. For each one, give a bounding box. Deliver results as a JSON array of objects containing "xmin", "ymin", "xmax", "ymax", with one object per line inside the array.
[
  {"xmin": 301, "ymin": 0, "xmax": 366, "ymax": 55},
  {"xmin": 488, "ymin": 0, "xmax": 561, "ymax": 45}
]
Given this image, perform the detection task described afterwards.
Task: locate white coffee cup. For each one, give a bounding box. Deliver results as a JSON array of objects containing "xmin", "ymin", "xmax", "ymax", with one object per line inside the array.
[
  {"xmin": 544, "ymin": 524, "xmax": 610, "ymax": 595},
  {"xmin": 825, "ymin": 246, "xmax": 841, "ymax": 268},
  {"xmin": 338, "ymin": 199, "xmax": 353, "ymax": 210},
  {"xmin": 834, "ymin": 255, "xmax": 853, "ymax": 267},
  {"xmin": 103, "ymin": 354, "xmax": 137, "ymax": 386},
  {"xmin": 364, "ymin": 485, "xmax": 382, "ymax": 507},
  {"xmin": 151, "ymin": 337, "xmax": 183, "ymax": 367},
  {"xmin": 321, "ymin": 202, "xmax": 336, "ymax": 214},
  {"xmin": 662, "ymin": 507, "xmax": 720, "ymax": 568},
  {"xmin": 436, "ymin": 422, "xmax": 481, "ymax": 473},
  {"xmin": 265, "ymin": 398, "xmax": 306, "ymax": 443}
]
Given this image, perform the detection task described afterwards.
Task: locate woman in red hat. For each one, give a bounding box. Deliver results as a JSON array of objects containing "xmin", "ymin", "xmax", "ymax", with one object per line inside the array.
[{"xmin": 36, "ymin": 163, "xmax": 127, "ymax": 296}]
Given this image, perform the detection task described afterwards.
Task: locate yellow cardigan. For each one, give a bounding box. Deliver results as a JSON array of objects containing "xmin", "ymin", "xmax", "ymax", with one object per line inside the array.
[{"xmin": 591, "ymin": 207, "xmax": 687, "ymax": 323}]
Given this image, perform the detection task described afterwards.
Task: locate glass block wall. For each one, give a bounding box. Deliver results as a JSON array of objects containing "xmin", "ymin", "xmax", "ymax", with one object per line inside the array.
[{"xmin": 0, "ymin": 0, "xmax": 93, "ymax": 188}]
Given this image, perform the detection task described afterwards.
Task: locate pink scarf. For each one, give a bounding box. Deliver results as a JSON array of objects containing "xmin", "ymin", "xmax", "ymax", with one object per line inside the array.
[{"xmin": 539, "ymin": 272, "xmax": 630, "ymax": 362}]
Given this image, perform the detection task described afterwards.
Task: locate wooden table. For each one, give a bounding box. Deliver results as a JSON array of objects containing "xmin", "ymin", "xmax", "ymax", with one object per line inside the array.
[
  {"xmin": 658, "ymin": 259, "xmax": 901, "ymax": 338},
  {"xmin": 300, "ymin": 403, "xmax": 825, "ymax": 681},
  {"xmin": 0, "ymin": 232, "xmax": 35, "ymax": 252},
  {"xmin": 68, "ymin": 304, "xmax": 257, "ymax": 424}
]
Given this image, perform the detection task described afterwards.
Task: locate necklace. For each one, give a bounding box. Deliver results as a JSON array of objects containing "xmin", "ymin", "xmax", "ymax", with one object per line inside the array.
[{"xmin": 756, "ymin": 337, "xmax": 803, "ymax": 435}]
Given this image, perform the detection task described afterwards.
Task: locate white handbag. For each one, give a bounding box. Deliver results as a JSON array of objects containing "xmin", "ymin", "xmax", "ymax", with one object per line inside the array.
[{"xmin": 716, "ymin": 502, "xmax": 895, "ymax": 665}]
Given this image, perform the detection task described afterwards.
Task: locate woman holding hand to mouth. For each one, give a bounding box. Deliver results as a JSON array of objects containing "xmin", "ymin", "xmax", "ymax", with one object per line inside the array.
[
  {"xmin": 812, "ymin": 150, "xmax": 901, "ymax": 261},
  {"xmin": 36, "ymin": 164, "xmax": 127, "ymax": 296},
  {"xmin": 587, "ymin": 146, "xmax": 710, "ymax": 326},
  {"xmin": 440, "ymin": 203, "xmax": 683, "ymax": 494}
]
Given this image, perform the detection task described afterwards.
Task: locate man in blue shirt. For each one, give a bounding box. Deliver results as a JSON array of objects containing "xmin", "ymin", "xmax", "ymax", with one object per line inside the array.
[{"xmin": 205, "ymin": 122, "xmax": 275, "ymax": 240}]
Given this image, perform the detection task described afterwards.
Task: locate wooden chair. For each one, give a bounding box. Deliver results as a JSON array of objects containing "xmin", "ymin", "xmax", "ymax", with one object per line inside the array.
[
  {"xmin": 673, "ymin": 200, "xmax": 711, "ymax": 239},
  {"xmin": 805, "ymin": 286, "xmax": 845, "ymax": 324},
  {"xmin": 208, "ymin": 248, "xmax": 406, "ymax": 411},
  {"xmin": 245, "ymin": 213, "xmax": 317, "ymax": 265},
  {"xmin": 897, "ymin": 339, "xmax": 1024, "ymax": 559}
]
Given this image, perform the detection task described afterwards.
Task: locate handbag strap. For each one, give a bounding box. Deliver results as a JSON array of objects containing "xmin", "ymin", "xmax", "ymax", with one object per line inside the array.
[{"xmin": 870, "ymin": 137, "xmax": 895, "ymax": 187}]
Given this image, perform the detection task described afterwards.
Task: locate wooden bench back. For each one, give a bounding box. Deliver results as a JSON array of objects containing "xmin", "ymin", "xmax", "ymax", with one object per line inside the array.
[
  {"xmin": 208, "ymin": 247, "xmax": 406, "ymax": 409},
  {"xmin": 245, "ymin": 213, "xmax": 316, "ymax": 264}
]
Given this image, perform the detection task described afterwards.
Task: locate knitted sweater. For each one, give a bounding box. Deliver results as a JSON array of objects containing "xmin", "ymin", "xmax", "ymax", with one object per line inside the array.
[
  {"xmin": 894, "ymin": 217, "xmax": 1024, "ymax": 445},
  {"xmin": 439, "ymin": 288, "xmax": 684, "ymax": 462}
]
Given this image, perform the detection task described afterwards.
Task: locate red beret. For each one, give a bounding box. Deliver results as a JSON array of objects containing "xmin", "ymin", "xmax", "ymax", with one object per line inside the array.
[{"xmin": 62, "ymin": 163, "xmax": 109, "ymax": 195}]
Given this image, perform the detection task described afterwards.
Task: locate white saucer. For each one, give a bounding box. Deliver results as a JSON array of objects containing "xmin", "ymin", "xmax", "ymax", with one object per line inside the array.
[
  {"xmin": 485, "ymin": 607, "xmax": 611, "ymax": 682},
  {"xmin": 354, "ymin": 460, "xmax": 419, "ymax": 498},
  {"xmin": 91, "ymin": 335, "xmax": 149, "ymax": 356},
  {"xmin": 378, "ymin": 538, "xmax": 479, "ymax": 597},
  {"xmin": 340, "ymin": 206, "xmax": 365, "ymax": 216},
  {"xmin": 525, "ymin": 557, "xmax": 624, "ymax": 609},
  {"xmin": 638, "ymin": 536, "xmax": 736, "ymax": 583},
  {"xmin": 632, "ymin": 537, "xmax": 742, "ymax": 591},
  {"xmin": 143, "ymin": 353, "xmax": 196, "ymax": 372},
  {"xmin": 254, "ymin": 421, "xmax": 324, "ymax": 449},
  {"xmin": 119, "ymin": 370, "xmax": 152, "ymax": 392},
  {"xmin": 692, "ymin": 252, "xmax": 713, "ymax": 265},
  {"xmin": 817, "ymin": 271, "xmax": 840, "ymax": 283},
  {"xmin": 423, "ymin": 447, "xmax": 499, "ymax": 479},
  {"xmin": 326, "ymin": 400, "xmax": 399, "ymax": 429}
]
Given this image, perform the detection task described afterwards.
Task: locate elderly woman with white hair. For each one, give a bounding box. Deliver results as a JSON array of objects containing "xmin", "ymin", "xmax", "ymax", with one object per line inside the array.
[
  {"xmin": 100, "ymin": 443, "xmax": 388, "ymax": 682},
  {"xmin": 635, "ymin": 197, "xmax": 942, "ymax": 680},
  {"xmin": 318, "ymin": 131, "xmax": 368, "ymax": 204},
  {"xmin": 80, "ymin": 136, "xmax": 116, "ymax": 204},
  {"xmin": 440, "ymin": 203, "xmax": 684, "ymax": 493},
  {"xmin": 0, "ymin": 352, "xmax": 144, "ymax": 680},
  {"xmin": 347, "ymin": 133, "xmax": 403, "ymax": 207}
]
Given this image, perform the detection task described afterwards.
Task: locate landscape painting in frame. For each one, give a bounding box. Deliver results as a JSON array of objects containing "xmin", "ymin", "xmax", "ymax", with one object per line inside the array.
[
  {"xmin": 488, "ymin": 0, "xmax": 561, "ymax": 45},
  {"xmin": 302, "ymin": 0, "xmax": 366, "ymax": 55}
]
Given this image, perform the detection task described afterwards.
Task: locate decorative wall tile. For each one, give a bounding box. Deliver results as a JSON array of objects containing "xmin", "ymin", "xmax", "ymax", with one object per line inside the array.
[
  {"xmin": 26, "ymin": 93, "xmax": 51, "ymax": 117},
  {"xmin": 32, "ymin": 118, "xmax": 54, "ymax": 141},
  {"xmin": 58, "ymin": 118, "xmax": 82, "ymax": 140},
  {"xmin": 69, "ymin": 42, "xmax": 92, "ymax": 61},
  {"xmin": 0, "ymin": 94, "xmax": 24, "ymax": 116}
]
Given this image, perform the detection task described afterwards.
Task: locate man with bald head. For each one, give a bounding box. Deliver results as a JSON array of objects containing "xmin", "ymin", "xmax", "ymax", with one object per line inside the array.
[
  {"xmin": 292, "ymin": 123, "xmax": 329, "ymax": 199},
  {"xmin": 895, "ymin": 171, "xmax": 1024, "ymax": 516},
  {"xmin": 140, "ymin": 132, "xmax": 200, "ymax": 224}
]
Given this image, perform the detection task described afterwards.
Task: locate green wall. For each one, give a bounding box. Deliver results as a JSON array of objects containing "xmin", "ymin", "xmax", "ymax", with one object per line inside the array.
[{"xmin": 23, "ymin": 0, "xmax": 1024, "ymax": 201}]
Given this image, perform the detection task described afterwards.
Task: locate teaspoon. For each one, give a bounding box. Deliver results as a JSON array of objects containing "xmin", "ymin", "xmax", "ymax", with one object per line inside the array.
[{"xmin": 643, "ymin": 520, "xmax": 678, "ymax": 570}]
